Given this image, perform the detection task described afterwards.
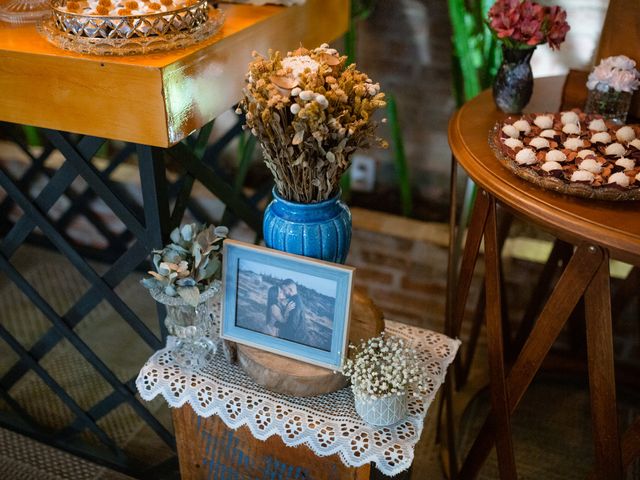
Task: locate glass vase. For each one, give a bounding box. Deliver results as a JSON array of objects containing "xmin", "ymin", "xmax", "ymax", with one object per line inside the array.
[
  {"xmin": 150, "ymin": 281, "xmax": 222, "ymax": 369},
  {"xmin": 493, "ymin": 46, "xmax": 536, "ymax": 114},
  {"xmin": 584, "ymin": 86, "xmax": 633, "ymax": 125},
  {"xmin": 263, "ymin": 187, "xmax": 352, "ymax": 264}
]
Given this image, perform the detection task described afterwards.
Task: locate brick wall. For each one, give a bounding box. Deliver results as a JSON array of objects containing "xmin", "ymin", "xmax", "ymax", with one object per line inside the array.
[{"xmin": 352, "ymin": 0, "xmax": 456, "ymax": 209}]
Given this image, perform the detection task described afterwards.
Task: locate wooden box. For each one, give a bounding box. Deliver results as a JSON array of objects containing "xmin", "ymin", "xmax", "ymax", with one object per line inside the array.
[{"xmin": 172, "ymin": 406, "xmax": 370, "ymax": 480}]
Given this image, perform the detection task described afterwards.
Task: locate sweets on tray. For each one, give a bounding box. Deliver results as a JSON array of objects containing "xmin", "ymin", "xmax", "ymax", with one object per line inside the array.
[
  {"xmin": 41, "ymin": 0, "xmax": 223, "ymax": 56},
  {"xmin": 61, "ymin": 0, "xmax": 199, "ymax": 16},
  {"xmin": 490, "ymin": 110, "xmax": 640, "ymax": 201}
]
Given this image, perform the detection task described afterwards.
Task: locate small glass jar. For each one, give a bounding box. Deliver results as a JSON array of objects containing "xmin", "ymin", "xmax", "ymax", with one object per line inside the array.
[
  {"xmin": 150, "ymin": 282, "xmax": 222, "ymax": 370},
  {"xmin": 584, "ymin": 86, "xmax": 633, "ymax": 125}
]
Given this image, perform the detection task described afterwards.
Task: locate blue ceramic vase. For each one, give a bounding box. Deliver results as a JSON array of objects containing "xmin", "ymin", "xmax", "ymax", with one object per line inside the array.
[{"xmin": 263, "ymin": 188, "xmax": 351, "ymax": 264}]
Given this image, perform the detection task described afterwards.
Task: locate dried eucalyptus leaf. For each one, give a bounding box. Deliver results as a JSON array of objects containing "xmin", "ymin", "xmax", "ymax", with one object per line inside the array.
[
  {"xmin": 176, "ymin": 278, "xmax": 197, "ymax": 287},
  {"xmin": 168, "ymin": 243, "xmax": 189, "ymax": 255},
  {"xmin": 181, "ymin": 224, "xmax": 193, "ymax": 242},
  {"xmin": 141, "ymin": 277, "xmax": 160, "ymax": 290},
  {"xmin": 152, "ymin": 253, "xmax": 161, "ymax": 271},
  {"xmin": 162, "ymin": 250, "xmax": 181, "ymax": 264},
  {"xmin": 169, "ymin": 227, "xmax": 181, "ymax": 244},
  {"xmin": 177, "ymin": 286, "xmax": 200, "ymax": 307},
  {"xmin": 193, "ymin": 243, "xmax": 202, "ymax": 269}
]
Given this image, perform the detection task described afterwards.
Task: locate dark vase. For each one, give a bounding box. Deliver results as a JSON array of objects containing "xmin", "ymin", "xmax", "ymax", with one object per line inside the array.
[{"xmin": 493, "ymin": 46, "xmax": 535, "ymax": 114}]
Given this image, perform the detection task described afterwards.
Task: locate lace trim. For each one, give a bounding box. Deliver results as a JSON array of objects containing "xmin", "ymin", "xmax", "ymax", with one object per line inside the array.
[{"xmin": 136, "ymin": 320, "xmax": 459, "ymax": 476}]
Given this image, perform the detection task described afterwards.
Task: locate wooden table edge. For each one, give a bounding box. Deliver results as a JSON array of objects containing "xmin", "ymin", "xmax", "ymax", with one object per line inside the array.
[{"xmin": 448, "ymin": 102, "xmax": 640, "ymax": 265}]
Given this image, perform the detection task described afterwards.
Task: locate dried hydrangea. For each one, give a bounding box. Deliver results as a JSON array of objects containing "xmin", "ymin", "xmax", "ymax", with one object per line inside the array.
[
  {"xmin": 141, "ymin": 223, "xmax": 228, "ymax": 307},
  {"xmin": 239, "ymin": 44, "xmax": 388, "ymax": 203},
  {"xmin": 587, "ymin": 55, "xmax": 640, "ymax": 93},
  {"xmin": 342, "ymin": 333, "xmax": 429, "ymax": 400}
]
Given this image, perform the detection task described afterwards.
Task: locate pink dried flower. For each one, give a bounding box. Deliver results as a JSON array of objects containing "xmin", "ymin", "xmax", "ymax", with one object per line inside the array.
[
  {"xmin": 488, "ymin": 0, "xmax": 522, "ymax": 40},
  {"xmin": 487, "ymin": 0, "xmax": 570, "ymax": 50},
  {"xmin": 545, "ymin": 6, "xmax": 570, "ymax": 50},
  {"xmin": 515, "ymin": 1, "xmax": 545, "ymax": 46}
]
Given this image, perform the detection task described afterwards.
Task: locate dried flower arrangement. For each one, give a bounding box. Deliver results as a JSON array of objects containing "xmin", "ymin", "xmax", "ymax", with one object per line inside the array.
[
  {"xmin": 141, "ymin": 223, "xmax": 228, "ymax": 307},
  {"xmin": 487, "ymin": 0, "xmax": 570, "ymax": 50},
  {"xmin": 342, "ymin": 333, "xmax": 428, "ymax": 400},
  {"xmin": 238, "ymin": 44, "xmax": 388, "ymax": 203}
]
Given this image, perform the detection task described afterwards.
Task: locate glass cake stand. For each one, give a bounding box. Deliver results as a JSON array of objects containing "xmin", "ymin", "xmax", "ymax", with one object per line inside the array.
[{"xmin": 0, "ymin": 0, "xmax": 51, "ymax": 24}]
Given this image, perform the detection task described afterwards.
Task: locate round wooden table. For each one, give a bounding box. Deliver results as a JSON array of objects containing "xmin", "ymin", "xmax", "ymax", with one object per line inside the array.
[{"xmin": 447, "ymin": 78, "xmax": 640, "ymax": 479}]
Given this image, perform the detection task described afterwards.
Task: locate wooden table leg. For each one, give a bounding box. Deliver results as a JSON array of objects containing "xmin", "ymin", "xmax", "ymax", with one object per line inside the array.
[
  {"xmin": 622, "ymin": 418, "xmax": 640, "ymax": 471},
  {"xmin": 511, "ymin": 240, "xmax": 573, "ymax": 356},
  {"xmin": 484, "ymin": 195, "xmax": 517, "ymax": 479},
  {"xmin": 584, "ymin": 247, "xmax": 623, "ymax": 479},
  {"xmin": 452, "ymin": 189, "xmax": 490, "ymax": 385},
  {"xmin": 458, "ymin": 208, "xmax": 514, "ymax": 389},
  {"xmin": 612, "ymin": 266, "xmax": 640, "ymax": 324},
  {"xmin": 445, "ymin": 154, "xmax": 459, "ymax": 341},
  {"xmin": 459, "ymin": 243, "xmax": 603, "ymax": 478},
  {"xmin": 442, "ymin": 153, "xmax": 461, "ymax": 479}
]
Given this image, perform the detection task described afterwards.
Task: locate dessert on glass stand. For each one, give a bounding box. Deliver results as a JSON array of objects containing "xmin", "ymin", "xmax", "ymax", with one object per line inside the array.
[
  {"xmin": 491, "ymin": 110, "xmax": 640, "ymax": 201},
  {"xmin": 0, "ymin": 0, "xmax": 50, "ymax": 24},
  {"xmin": 39, "ymin": 0, "xmax": 225, "ymax": 55}
]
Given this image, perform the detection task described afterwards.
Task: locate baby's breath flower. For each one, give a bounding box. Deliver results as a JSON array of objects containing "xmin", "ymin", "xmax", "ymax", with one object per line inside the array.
[{"xmin": 342, "ymin": 333, "xmax": 430, "ymax": 400}]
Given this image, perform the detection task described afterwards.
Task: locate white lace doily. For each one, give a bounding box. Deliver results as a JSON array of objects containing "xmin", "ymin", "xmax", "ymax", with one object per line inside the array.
[{"xmin": 136, "ymin": 321, "xmax": 459, "ymax": 476}]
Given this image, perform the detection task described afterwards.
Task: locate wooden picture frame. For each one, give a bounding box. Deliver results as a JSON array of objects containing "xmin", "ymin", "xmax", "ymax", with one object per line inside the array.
[{"xmin": 221, "ymin": 240, "xmax": 354, "ymax": 371}]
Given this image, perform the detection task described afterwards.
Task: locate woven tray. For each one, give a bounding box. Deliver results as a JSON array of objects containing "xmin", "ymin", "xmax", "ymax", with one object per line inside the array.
[{"xmin": 489, "ymin": 114, "xmax": 640, "ymax": 202}]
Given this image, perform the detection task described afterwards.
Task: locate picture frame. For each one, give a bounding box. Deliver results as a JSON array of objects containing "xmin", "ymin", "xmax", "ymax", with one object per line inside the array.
[{"xmin": 221, "ymin": 239, "xmax": 354, "ymax": 371}]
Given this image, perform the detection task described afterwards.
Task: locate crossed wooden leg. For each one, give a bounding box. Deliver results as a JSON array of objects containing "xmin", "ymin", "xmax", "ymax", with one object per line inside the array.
[{"xmin": 452, "ymin": 188, "xmax": 626, "ymax": 479}]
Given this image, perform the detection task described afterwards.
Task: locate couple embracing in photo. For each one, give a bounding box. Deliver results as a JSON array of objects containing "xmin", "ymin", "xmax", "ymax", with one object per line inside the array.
[{"xmin": 265, "ymin": 279, "xmax": 308, "ymax": 344}]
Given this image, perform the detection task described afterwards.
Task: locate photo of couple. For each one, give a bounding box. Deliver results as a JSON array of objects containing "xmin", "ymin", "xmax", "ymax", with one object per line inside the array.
[
  {"xmin": 265, "ymin": 279, "xmax": 308, "ymax": 345},
  {"xmin": 236, "ymin": 259, "xmax": 336, "ymax": 352}
]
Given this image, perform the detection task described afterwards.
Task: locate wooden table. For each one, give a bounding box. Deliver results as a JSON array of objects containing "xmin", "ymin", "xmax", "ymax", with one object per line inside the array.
[
  {"xmin": 0, "ymin": 1, "xmax": 348, "ymax": 475},
  {"xmin": 0, "ymin": 0, "xmax": 348, "ymax": 147},
  {"xmin": 447, "ymin": 77, "xmax": 640, "ymax": 479}
]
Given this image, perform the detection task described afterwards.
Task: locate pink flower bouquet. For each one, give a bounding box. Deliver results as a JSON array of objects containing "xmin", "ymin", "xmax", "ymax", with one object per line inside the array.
[{"xmin": 585, "ymin": 55, "xmax": 640, "ymax": 123}]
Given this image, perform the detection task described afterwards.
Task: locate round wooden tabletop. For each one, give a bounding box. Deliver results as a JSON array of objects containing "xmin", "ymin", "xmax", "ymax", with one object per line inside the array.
[{"xmin": 448, "ymin": 77, "xmax": 640, "ymax": 265}]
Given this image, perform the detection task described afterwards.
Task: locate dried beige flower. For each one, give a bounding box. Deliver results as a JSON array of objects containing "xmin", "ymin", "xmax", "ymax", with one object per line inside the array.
[{"xmin": 239, "ymin": 45, "xmax": 387, "ymax": 203}]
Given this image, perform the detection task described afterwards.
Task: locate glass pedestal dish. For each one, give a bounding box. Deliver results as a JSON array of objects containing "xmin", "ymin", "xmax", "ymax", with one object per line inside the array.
[
  {"xmin": 0, "ymin": 0, "xmax": 51, "ymax": 24},
  {"xmin": 39, "ymin": 0, "xmax": 224, "ymax": 55}
]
